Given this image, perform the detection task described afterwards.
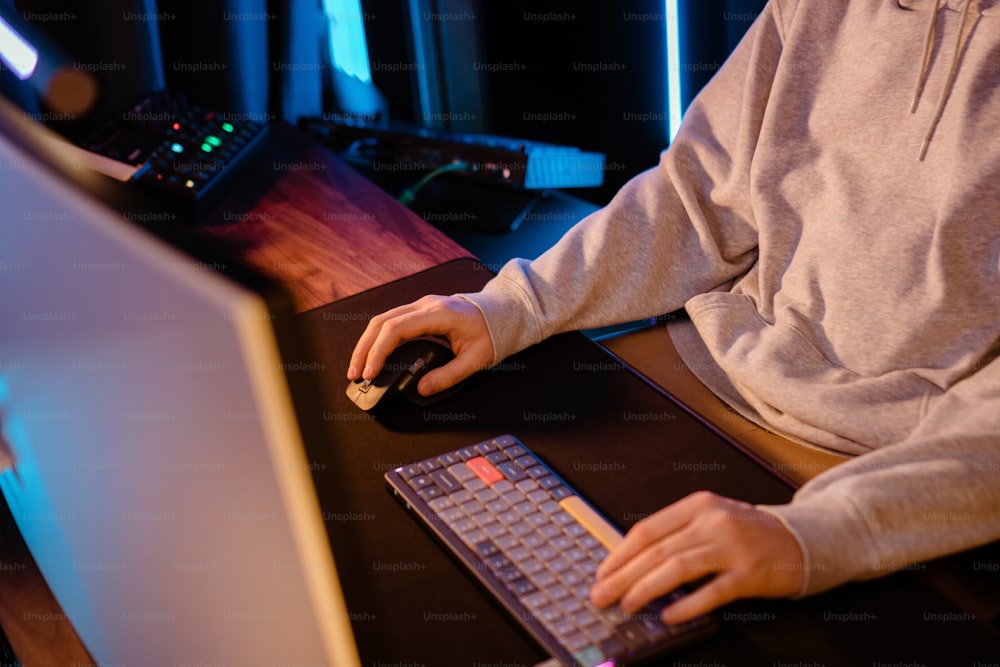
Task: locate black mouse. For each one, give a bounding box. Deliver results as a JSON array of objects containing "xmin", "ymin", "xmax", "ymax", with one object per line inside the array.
[{"xmin": 346, "ymin": 337, "xmax": 462, "ymax": 411}]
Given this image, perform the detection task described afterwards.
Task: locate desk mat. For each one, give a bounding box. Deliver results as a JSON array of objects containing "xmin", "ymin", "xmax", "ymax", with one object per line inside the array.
[{"xmin": 289, "ymin": 258, "xmax": 998, "ymax": 666}]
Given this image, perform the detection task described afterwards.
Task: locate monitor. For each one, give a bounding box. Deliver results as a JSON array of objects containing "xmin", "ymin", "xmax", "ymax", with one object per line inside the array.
[{"xmin": 0, "ymin": 93, "xmax": 361, "ymax": 666}]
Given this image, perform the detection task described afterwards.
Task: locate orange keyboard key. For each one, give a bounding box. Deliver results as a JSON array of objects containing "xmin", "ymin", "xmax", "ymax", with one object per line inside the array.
[{"xmin": 466, "ymin": 457, "xmax": 504, "ymax": 485}]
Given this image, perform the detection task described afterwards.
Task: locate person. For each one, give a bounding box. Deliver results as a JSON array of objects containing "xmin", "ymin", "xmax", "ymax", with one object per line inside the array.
[{"xmin": 348, "ymin": 0, "xmax": 1000, "ymax": 624}]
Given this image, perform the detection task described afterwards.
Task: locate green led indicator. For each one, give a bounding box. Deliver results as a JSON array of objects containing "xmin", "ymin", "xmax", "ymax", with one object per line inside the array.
[
  {"xmin": 221, "ymin": 122, "xmax": 234, "ymax": 133},
  {"xmin": 201, "ymin": 143, "xmax": 212, "ymax": 152},
  {"xmin": 206, "ymin": 135, "xmax": 222, "ymax": 147}
]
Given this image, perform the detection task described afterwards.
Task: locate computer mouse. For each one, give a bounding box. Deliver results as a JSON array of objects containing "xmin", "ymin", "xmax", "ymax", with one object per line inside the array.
[{"xmin": 346, "ymin": 337, "xmax": 462, "ymax": 412}]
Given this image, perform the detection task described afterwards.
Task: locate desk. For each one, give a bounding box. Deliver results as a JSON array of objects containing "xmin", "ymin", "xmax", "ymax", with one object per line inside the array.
[{"xmin": 0, "ymin": 123, "xmax": 470, "ymax": 666}]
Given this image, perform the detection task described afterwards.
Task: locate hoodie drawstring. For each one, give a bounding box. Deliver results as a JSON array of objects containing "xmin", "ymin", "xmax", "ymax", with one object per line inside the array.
[{"xmin": 909, "ymin": 0, "xmax": 982, "ymax": 160}]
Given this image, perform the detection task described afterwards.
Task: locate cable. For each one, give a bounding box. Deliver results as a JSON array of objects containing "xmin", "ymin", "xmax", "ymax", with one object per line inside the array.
[{"xmin": 397, "ymin": 160, "xmax": 470, "ymax": 206}]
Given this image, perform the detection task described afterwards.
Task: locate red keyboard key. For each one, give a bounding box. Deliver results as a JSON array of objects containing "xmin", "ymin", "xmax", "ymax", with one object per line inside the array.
[{"xmin": 467, "ymin": 457, "xmax": 504, "ymax": 485}]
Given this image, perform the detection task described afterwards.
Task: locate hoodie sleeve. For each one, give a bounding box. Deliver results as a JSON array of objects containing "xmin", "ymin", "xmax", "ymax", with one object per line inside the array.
[
  {"xmin": 458, "ymin": 1, "xmax": 792, "ymax": 364},
  {"xmin": 760, "ymin": 355, "xmax": 1000, "ymax": 597}
]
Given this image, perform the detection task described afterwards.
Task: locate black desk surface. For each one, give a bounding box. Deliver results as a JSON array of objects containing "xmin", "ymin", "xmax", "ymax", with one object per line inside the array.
[{"xmin": 289, "ymin": 258, "xmax": 999, "ymax": 666}]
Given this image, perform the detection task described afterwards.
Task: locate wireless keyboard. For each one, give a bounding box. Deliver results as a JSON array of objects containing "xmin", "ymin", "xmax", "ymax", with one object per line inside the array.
[{"xmin": 385, "ymin": 435, "xmax": 716, "ymax": 666}]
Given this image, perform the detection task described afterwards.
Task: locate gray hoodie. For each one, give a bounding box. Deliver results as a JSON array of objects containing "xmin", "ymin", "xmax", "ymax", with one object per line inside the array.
[{"xmin": 460, "ymin": 0, "xmax": 1000, "ymax": 596}]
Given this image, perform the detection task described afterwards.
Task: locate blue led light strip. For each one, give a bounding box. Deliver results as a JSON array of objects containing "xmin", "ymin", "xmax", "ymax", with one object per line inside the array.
[
  {"xmin": 665, "ymin": 0, "xmax": 682, "ymax": 143},
  {"xmin": 323, "ymin": 0, "xmax": 372, "ymax": 83},
  {"xmin": 0, "ymin": 14, "xmax": 38, "ymax": 80}
]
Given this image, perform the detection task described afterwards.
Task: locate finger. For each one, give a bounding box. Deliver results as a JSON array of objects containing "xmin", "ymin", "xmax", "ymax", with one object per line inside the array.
[
  {"xmin": 591, "ymin": 524, "xmax": 708, "ymax": 608},
  {"xmin": 661, "ymin": 570, "xmax": 742, "ymax": 625},
  {"xmin": 595, "ymin": 540, "xmax": 718, "ymax": 613},
  {"xmin": 361, "ymin": 310, "xmax": 443, "ymax": 380},
  {"xmin": 595, "ymin": 493, "xmax": 709, "ymax": 580},
  {"xmin": 618, "ymin": 545, "xmax": 722, "ymax": 613},
  {"xmin": 416, "ymin": 341, "xmax": 491, "ymax": 395},
  {"xmin": 347, "ymin": 302, "xmax": 421, "ymax": 379}
]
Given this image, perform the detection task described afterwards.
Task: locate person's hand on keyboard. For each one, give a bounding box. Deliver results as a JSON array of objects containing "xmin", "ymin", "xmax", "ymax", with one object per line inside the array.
[
  {"xmin": 589, "ymin": 490, "xmax": 804, "ymax": 624},
  {"xmin": 348, "ymin": 294, "xmax": 493, "ymax": 396}
]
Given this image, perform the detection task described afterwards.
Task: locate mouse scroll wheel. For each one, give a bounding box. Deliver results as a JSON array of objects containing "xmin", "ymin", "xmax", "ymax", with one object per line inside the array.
[{"xmin": 407, "ymin": 352, "xmax": 436, "ymax": 375}]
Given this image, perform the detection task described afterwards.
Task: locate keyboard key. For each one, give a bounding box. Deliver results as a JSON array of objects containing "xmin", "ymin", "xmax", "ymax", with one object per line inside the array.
[
  {"xmin": 510, "ymin": 521, "xmax": 533, "ymax": 537},
  {"xmin": 458, "ymin": 446, "xmax": 479, "ymax": 460},
  {"xmin": 496, "ymin": 533, "xmax": 519, "ymax": 550},
  {"xmin": 472, "ymin": 512, "xmax": 497, "ymax": 527},
  {"xmin": 474, "ymin": 441, "xmax": 498, "ymax": 455},
  {"xmin": 551, "ymin": 485, "xmax": 574, "ymax": 500},
  {"xmin": 417, "ymin": 486, "xmax": 443, "ymax": 501},
  {"xmin": 427, "ymin": 496, "xmax": 454, "ymax": 512},
  {"xmin": 528, "ymin": 489, "xmax": 551, "ymax": 503},
  {"xmin": 508, "ymin": 546, "xmax": 531, "ymax": 562},
  {"xmin": 515, "ymin": 479, "xmax": 539, "ymax": 493},
  {"xmin": 510, "ymin": 577, "xmax": 537, "ymax": 596},
  {"xmin": 438, "ymin": 453, "xmax": 461, "ymax": 467},
  {"xmin": 574, "ymin": 647, "xmax": 607, "ymax": 667},
  {"xmin": 617, "ymin": 620, "xmax": 652, "ymax": 652},
  {"xmin": 486, "ymin": 451, "xmax": 508, "ymax": 464},
  {"xmin": 530, "ymin": 569, "xmax": 556, "ymax": 588},
  {"xmin": 552, "ymin": 535, "xmax": 574, "ymax": 550},
  {"xmin": 430, "ymin": 469, "xmax": 462, "ymax": 494},
  {"xmin": 493, "ymin": 481, "xmax": 514, "ymax": 494},
  {"xmin": 527, "ymin": 466, "xmax": 550, "ymax": 479},
  {"xmin": 461, "ymin": 500, "xmax": 485, "ymax": 516},
  {"xmin": 599, "ymin": 636, "xmax": 627, "ymax": 660},
  {"xmin": 522, "ymin": 532, "xmax": 545, "ymax": 549},
  {"xmin": 498, "ymin": 461, "xmax": 528, "ymax": 482},
  {"xmin": 521, "ymin": 558, "xmax": 545, "ymax": 576},
  {"xmin": 560, "ymin": 596, "xmax": 585, "ymax": 615},
  {"xmin": 448, "ymin": 463, "xmax": 476, "ymax": 483},
  {"xmin": 419, "ymin": 459, "xmax": 442, "ymax": 474},
  {"xmin": 485, "ymin": 523, "xmax": 509, "ymax": 539},
  {"xmin": 408, "ymin": 475, "xmax": 433, "ymax": 490},
  {"xmin": 467, "ymin": 457, "xmax": 504, "ymax": 485},
  {"xmin": 486, "ymin": 499, "xmax": 509, "ymax": 514},
  {"xmin": 494, "ymin": 435, "xmax": 517, "ymax": 448},
  {"xmin": 475, "ymin": 488, "xmax": 498, "ymax": 503},
  {"xmin": 539, "ymin": 476, "xmax": 561, "ymax": 489},
  {"xmin": 506, "ymin": 445, "xmax": 527, "ymax": 458},
  {"xmin": 464, "ymin": 478, "xmax": 487, "ymax": 493},
  {"xmin": 475, "ymin": 541, "xmax": 500, "ymax": 558},
  {"xmin": 514, "ymin": 501, "xmax": 535, "ymax": 516},
  {"xmin": 522, "ymin": 592, "xmax": 549, "ymax": 611},
  {"xmin": 563, "ymin": 632, "xmax": 591, "ymax": 651},
  {"xmin": 440, "ymin": 507, "xmax": 465, "ymax": 523},
  {"xmin": 515, "ymin": 455, "xmax": 539, "ymax": 468},
  {"xmin": 525, "ymin": 513, "xmax": 550, "ymax": 527},
  {"xmin": 398, "ymin": 464, "xmax": 422, "ymax": 480},
  {"xmin": 502, "ymin": 490, "xmax": 526, "ymax": 505}
]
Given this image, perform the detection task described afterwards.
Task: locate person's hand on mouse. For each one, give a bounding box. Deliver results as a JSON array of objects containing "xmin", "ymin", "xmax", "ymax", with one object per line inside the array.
[{"xmin": 348, "ymin": 294, "xmax": 494, "ymax": 396}]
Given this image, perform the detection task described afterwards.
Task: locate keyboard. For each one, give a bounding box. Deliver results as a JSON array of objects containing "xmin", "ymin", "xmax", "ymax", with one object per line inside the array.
[
  {"xmin": 385, "ymin": 435, "xmax": 716, "ymax": 666},
  {"xmin": 299, "ymin": 117, "xmax": 606, "ymax": 190}
]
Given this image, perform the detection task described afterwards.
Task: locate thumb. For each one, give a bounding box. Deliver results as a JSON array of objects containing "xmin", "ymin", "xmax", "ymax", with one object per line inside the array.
[{"xmin": 417, "ymin": 354, "xmax": 484, "ymax": 396}]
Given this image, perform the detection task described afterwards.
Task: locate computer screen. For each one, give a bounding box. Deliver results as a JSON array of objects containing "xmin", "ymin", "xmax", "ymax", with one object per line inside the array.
[{"xmin": 0, "ymin": 95, "xmax": 361, "ymax": 666}]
